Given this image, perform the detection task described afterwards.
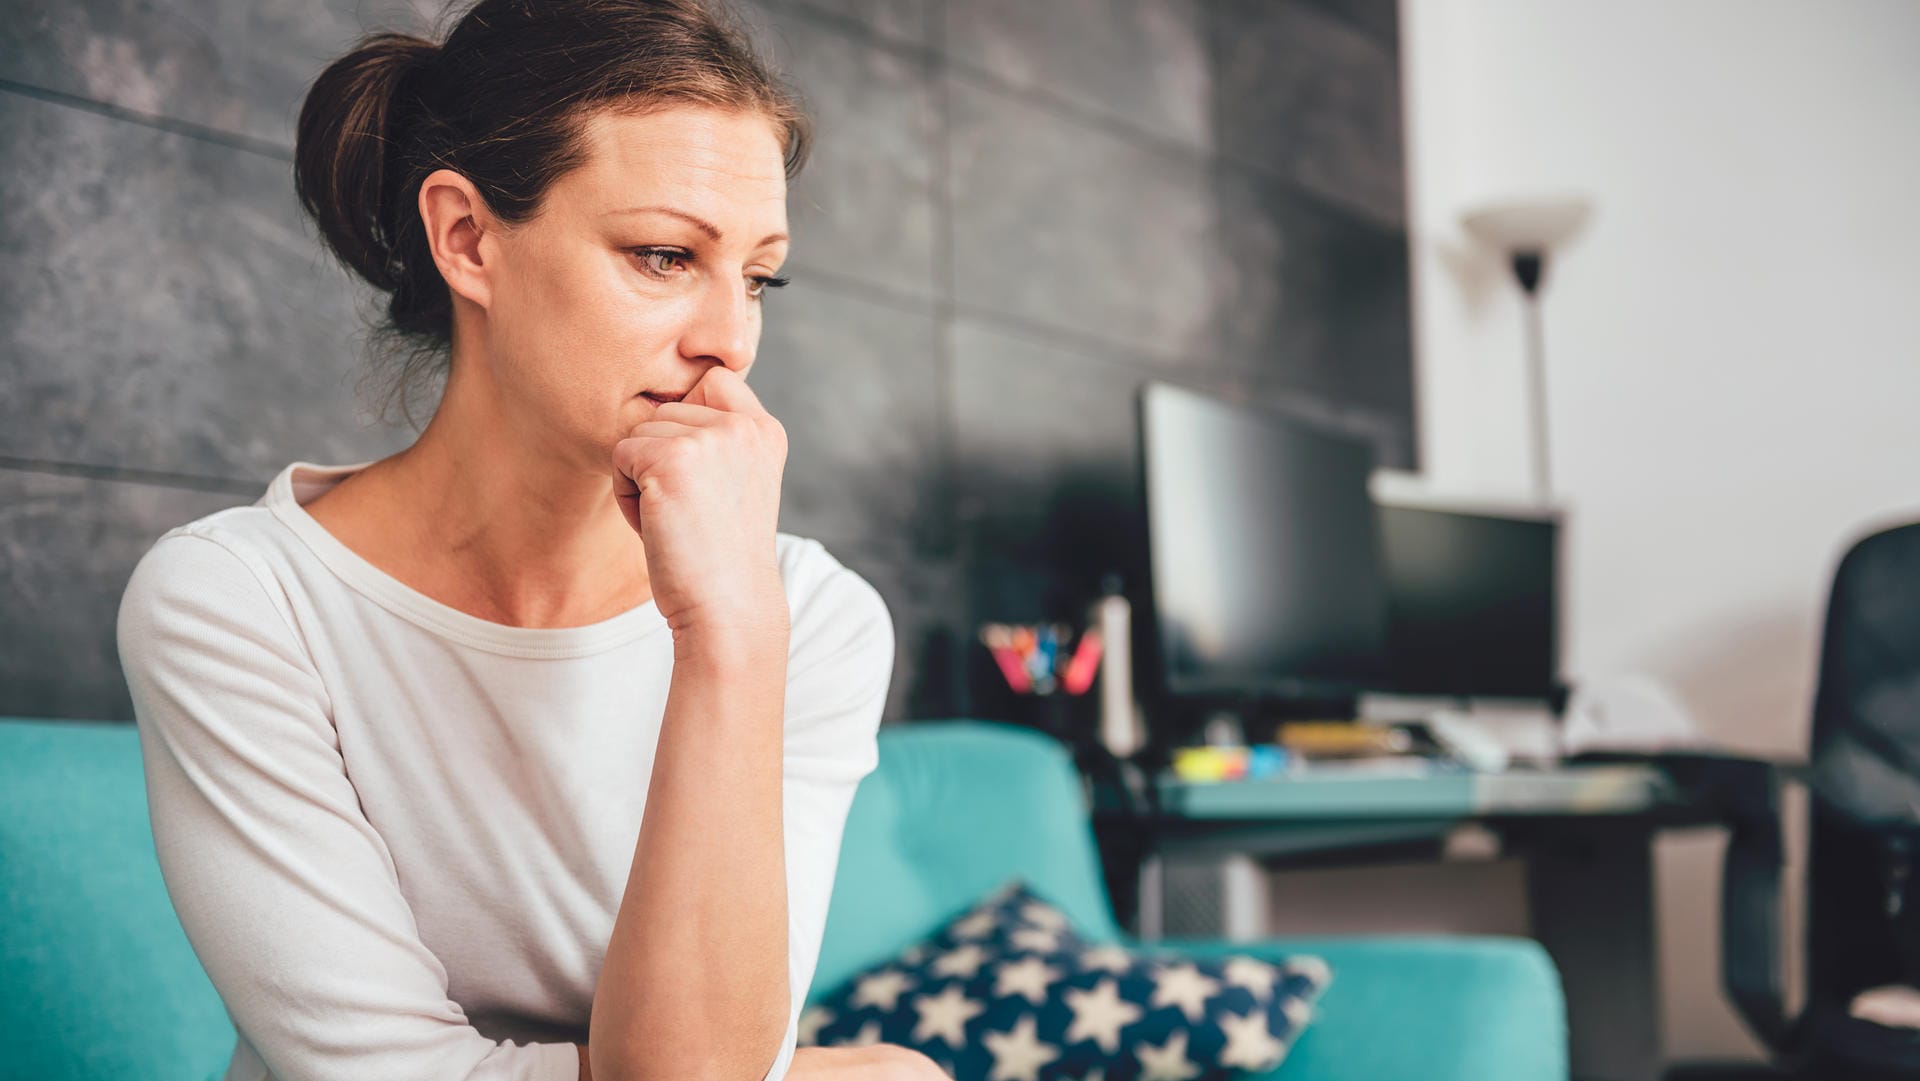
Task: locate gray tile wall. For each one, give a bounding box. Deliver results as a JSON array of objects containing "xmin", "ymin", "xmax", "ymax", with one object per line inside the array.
[{"xmin": 1, "ymin": 0, "xmax": 1413, "ymax": 725}]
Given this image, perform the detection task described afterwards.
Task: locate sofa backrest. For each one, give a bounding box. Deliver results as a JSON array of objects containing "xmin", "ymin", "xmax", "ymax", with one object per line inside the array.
[
  {"xmin": 811, "ymin": 720, "xmax": 1124, "ymax": 998},
  {"xmin": 0, "ymin": 719, "xmax": 233, "ymax": 1081},
  {"xmin": 1, "ymin": 716, "xmax": 1120, "ymax": 1076}
]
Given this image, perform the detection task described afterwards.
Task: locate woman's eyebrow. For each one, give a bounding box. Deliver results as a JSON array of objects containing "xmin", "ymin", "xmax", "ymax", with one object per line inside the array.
[{"xmin": 604, "ymin": 205, "xmax": 788, "ymax": 248}]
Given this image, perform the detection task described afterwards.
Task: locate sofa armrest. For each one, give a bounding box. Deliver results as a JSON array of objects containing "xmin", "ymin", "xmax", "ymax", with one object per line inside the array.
[{"xmin": 1144, "ymin": 934, "xmax": 1567, "ymax": 1081}]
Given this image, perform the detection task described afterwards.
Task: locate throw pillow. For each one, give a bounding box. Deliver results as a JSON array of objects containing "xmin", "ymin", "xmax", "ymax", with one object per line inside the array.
[{"xmin": 799, "ymin": 878, "xmax": 1331, "ymax": 1081}]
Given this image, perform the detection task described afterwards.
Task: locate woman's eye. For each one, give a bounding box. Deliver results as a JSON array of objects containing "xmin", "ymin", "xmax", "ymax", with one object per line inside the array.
[{"xmin": 633, "ymin": 247, "xmax": 689, "ymax": 278}]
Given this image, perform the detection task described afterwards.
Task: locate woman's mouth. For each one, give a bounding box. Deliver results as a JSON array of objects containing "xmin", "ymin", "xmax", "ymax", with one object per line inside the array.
[{"xmin": 641, "ymin": 391, "xmax": 686, "ymax": 405}]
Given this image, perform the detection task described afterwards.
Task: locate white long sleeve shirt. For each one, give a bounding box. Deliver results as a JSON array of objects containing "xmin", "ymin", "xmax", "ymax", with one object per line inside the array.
[{"xmin": 116, "ymin": 460, "xmax": 894, "ymax": 1081}]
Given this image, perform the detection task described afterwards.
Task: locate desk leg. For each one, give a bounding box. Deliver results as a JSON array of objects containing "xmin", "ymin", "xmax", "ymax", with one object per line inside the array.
[
  {"xmin": 1138, "ymin": 853, "xmax": 1164, "ymax": 941},
  {"xmin": 1525, "ymin": 823, "xmax": 1663, "ymax": 1081}
]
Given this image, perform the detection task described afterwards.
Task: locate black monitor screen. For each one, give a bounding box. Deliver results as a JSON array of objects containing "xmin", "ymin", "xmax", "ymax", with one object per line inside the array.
[
  {"xmin": 1138, "ymin": 381, "xmax": 1390, "ymax": 701},
  {"xmin": 1378, "ymin": 503, "xmax": 1559, "ymax": 700}
]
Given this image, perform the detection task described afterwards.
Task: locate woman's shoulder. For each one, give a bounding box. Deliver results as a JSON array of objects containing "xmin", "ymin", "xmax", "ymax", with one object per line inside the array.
[
  {"xmin": 775, "ymin": 532, "xmax": 891, "ymax": 634},
  {"xmin": 775, "ymin": 533, "xmax": 896, "ymax": 766},
  {"xmin": 776, "ymin": 533, "xmax": 895, "ymax": 695},
  {"xmin": 118, "ymin": 505, "xmax": 304, "ymax": 640}
]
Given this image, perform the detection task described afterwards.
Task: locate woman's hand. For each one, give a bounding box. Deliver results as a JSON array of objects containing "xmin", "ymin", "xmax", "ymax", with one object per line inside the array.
[
  {"xmin": 611, "ymin": 366, "xmax": 789, "ymax": 640},
  {"xmin": 789, "ymin": 1044, "xmax": 953, "ymax": 1081}
]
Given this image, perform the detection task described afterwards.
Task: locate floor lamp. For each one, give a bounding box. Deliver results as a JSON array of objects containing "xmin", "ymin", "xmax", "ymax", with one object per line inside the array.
[{"xmin": 1460, "ymin": 197, "xmax": 1593, "ymax": 501}]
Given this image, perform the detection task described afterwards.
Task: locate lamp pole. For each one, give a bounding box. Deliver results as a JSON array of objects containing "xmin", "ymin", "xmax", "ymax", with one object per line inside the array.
[
  {"xmin": 1512, "ymin": 251, "xmax": 1551, "ymax": 499},
  {"xmin": 1459, "ymin": 196, "xmax": 1591, "ymax": 508}
]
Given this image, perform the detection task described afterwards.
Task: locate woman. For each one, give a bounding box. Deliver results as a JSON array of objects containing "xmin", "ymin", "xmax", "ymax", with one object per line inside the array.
[{"xmin": 115, "ymin": 2, "xmax": 942, "ymax": 1079}]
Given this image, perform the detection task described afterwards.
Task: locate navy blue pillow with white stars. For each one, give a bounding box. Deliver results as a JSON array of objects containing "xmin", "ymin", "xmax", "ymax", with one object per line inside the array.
[{"xmin": 798, "ymin": 878, "xmax": 1331, "ymax": 1081}]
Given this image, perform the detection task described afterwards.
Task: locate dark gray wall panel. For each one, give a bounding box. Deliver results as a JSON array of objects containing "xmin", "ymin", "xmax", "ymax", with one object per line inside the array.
[
  {"xmin": 1296, "ymin": 0, "xmax": 1399, "ymax": 45},
  {"xmin": 753, "ymin": 285, "xmax": 947, "ymax": 561},
  {"xmin": 1210, "ymin": 0, "xmax": 1406, "ymax": 227},
  {"xmin": 948, "ymin": 76, "xmax": 1218, "ymax": 363},
  {"xmin": 1211, "ymin": 168, "xmax": 1415, "ymax": 429},
  {"xmin": 945, "ymin": 0, "xmax": 1210, "ymax": 150},
  {"xmin": 950, "ymin": 317, "xmax": 1158, "ymax": 597},
  {"xmin": 741, "ymin": 2, "xmax": 941, "ymax": 302},
  {"xmin": 826, "ymin": 547, "xmax": 966, "ymax": 725},
  {"xmin": 0, "ymin": 0, "xmax": 441, "ymax": 148},
  {"xmin": 0, "ymin": 467, "xmax": 241, "ymax": 721},
  {"xmin": 0, "ymin": 91, "xmax": 408, "ymax": 480},
  {"xmin": 784, "ymin": 0, "xmax": 931, "ymax": 47}
]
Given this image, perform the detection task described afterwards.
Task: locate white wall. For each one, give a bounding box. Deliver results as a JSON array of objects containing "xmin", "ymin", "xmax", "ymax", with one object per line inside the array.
[{"xmin": 1398, "ymin": 0, "xmax": 1920, "ymax": 1063}]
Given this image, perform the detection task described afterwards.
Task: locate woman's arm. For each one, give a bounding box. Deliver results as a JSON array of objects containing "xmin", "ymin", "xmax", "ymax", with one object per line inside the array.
[
  {"xmin": 590, "ymin": 612, "xmax": 793, "ymax": 1081},
  {"xmin": 120, "ymin": 533, "xmax": 582, "ymax": 1080}
]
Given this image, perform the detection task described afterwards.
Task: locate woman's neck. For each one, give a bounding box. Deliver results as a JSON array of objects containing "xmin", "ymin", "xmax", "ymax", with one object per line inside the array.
[{"xmin": 309, "ymin": 370, "xmax": 652, "ymax": 628}]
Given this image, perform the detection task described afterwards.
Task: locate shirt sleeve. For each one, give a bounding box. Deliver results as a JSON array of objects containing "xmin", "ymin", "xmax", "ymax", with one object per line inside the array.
[
  {"xmin": 758, "ymin": 558, "xmax": 896, "ymax": 1081},
  {"xmin": 117, "ymin": 532, "xmax": 583, "ymax": 1081}
]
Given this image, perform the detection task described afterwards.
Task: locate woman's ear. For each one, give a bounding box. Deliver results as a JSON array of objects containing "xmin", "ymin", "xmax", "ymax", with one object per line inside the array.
[{"xmin": 417, "ymin": 168, "xmax": 495, "ymax": 312}]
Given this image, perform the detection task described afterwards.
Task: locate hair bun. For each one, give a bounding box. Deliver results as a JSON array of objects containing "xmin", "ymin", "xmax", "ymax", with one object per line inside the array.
[{"xmin": 293, "ymin": 31, "xmax": 442, "ymax": 294}]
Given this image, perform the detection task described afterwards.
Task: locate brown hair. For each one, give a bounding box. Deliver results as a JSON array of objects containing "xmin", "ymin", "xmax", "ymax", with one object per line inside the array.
[{"xmin": 293, "ymin": 0, "xmax": 812, "ymax": 426}]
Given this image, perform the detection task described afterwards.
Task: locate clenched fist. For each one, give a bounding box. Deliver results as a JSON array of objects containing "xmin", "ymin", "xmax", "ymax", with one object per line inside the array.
[{"xmin": 611, "ymin": 366, "xmax": 789, "ymax": 640}]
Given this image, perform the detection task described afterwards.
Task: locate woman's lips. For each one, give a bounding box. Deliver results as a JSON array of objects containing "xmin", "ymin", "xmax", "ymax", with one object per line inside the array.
[{"xmin": 641, "ymin": 392, "xmax": 686, "ymax": 404}]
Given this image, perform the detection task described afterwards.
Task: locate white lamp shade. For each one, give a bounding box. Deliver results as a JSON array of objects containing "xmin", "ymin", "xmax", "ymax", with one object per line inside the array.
[{"xmin": 1460, "ymin": 196, "xmax": 1594, "ymax": 254}]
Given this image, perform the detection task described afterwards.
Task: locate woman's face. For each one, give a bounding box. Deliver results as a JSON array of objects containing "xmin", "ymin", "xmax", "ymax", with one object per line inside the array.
[{"xmin": 471, "ymin": 104, "xmax": 790, "ymax": 474}]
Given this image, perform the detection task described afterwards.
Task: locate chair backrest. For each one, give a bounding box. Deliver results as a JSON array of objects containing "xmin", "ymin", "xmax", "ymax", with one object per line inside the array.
[
  {"xmin": 811, "ymin": 719, "xmax": 1125, "ymax": 998},
  {"xmin": 1805, "ymin": 521, "xmax": 1920, "ymax": 1002},
  {"xmin": 0, "ymin": 716, "xmax": 1120, "ymax": 1076}
]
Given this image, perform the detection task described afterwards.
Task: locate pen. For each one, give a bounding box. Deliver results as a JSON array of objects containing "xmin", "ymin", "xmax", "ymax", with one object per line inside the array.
[{"xmin": 1061, "ymin": 627, "xmax": 1104, "ymax": 695}]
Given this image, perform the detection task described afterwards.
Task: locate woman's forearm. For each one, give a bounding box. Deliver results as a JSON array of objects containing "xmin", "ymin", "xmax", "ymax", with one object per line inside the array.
[{"xmin": 591, "ymin": 613, "xmax": 792, "ymax": 1081}]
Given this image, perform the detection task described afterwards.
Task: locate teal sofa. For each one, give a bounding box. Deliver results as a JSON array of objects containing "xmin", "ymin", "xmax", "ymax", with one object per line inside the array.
[{"xmin": 1, "ymin": 716, "xmax": 1568, "ymax": 1080}]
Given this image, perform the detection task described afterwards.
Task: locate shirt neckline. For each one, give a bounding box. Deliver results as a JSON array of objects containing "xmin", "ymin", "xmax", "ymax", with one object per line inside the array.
[{"xmin": 264, "ymin": 460, "xmax": 671, "ymax": 659}]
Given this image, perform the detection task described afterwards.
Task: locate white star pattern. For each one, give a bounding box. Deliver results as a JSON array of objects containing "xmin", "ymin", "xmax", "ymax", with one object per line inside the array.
[
  {"xmin": 1217, "ymin": 1007, "xmax": 1287, "ymax": 1071},
  {"xmin": 815, "ymin": 885, "xmax": 1328, "ymax": 1081},
  {"xmin": 1223, "ymin": 956, "xmax": 1279, "ymax": 999},
  {"xmin": 1136, "ymin": 1029, "xmax": 1203, "ymax": 1081},
  {"xmin": 949, "ymin": 909, "xmax": 1000, "ymax": 940},
  {"xmin": 981, "ymin": 1013, "xmax": 1059, "ymax": 1081},
  {"xmin": 797, "ymin": 1004, "xmax": 834, "ymax": 1045},
  {"xmin": 1020, "ymin": 901, "xmax": 1070, "ymax": 931},
  {"xmin": 1281, "ymin": 993, "xmax": 1315, "ymax": 1029},
  {"xmin": 993, "ymin": 955, "xmax": 1061, "ymax": 1005},
  {"xmin": 912, "ymin": 984, "xmax": 986, "ymax": 1048},
  {"xmin": 1080, "ymin": 944, "xmax": 1133, "ymax": 973},
  {"xmin": 986, "ymin": 880, "xmax": 1024, "ymax": 904},
  {"xmin": 844, "ymin": 1019, "xmax": 884, "ymax": 1048},
  {"xmin": 1063, "ymin": 977, "xmax": 1143, "ymax": 1054},
  {"xmin": 1009, "ymin": 927, "xmax": 1063, "ymax": 953},
  {"xmin": 851, "ymin": 968, "xmax": 915, "ymax": 1011},
  {"xmin": 931, "ymin": 943, "xmax": 990, "ymax": 979},
  {"xmin": 1150, "ymin": 962, "xmax": 1221, "ymax": 1023},
  {"xmin": 1283, "ymin": 955, "xmax": 1332, "ymax": 987}
]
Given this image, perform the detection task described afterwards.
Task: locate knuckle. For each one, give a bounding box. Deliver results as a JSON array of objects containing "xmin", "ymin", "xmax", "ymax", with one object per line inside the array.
[{"xmin": 877, "ymin": 1044, "xmax": 945, "ymax": 1081}]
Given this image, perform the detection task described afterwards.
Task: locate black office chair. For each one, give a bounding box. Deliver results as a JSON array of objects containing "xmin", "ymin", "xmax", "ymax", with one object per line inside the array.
[{"xmin": 1670, "ymin": 519, "xmax": 1920, "ymax": 1080}]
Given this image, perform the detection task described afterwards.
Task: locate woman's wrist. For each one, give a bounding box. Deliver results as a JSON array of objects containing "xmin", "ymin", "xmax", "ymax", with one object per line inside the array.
[
  {"xmin": 668, "ymin": 580, "xmax": 791, "ymax": 662},
  {"xmin": 671, "ymin": 610, "xmax": 789, "ymax": 669}
]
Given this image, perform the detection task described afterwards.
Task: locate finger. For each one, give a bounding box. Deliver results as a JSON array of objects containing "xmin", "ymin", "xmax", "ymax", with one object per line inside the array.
[
  {"xmin": 623, "ymin": 418, "xmax": 706, "ymax": 439},
  {"xmin": 641, "ymin": 402, "xmax": 727, "ymax": 427},
  {"xmin": 683, "ymin": 365, "xmax": 769, "ymax": 417},
  {"xmin": 609, "ymin": 469, "xmax": 644, "ymax": 538}
]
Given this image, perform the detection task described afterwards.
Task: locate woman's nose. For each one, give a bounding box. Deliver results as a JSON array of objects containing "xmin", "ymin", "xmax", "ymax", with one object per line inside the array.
[{"xmin": 680, "ymin": 274, "xmax": 755, "ymax": 371}]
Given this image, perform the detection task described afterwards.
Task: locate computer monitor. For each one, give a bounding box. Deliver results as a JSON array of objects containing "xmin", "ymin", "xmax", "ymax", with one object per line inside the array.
[
  {"xmin": 1136, "ymin": 381, "xmax": 1391, "ymax": 713},
  {"xmin": 1376, "ymin": 501, "xmax": 1561, "ymax": 702}
]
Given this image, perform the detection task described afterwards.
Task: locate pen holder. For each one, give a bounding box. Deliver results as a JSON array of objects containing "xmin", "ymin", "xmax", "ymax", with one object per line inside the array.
[{"xmin": 969, "ymin": 621, "xmax": 1104, "ymax": 746}]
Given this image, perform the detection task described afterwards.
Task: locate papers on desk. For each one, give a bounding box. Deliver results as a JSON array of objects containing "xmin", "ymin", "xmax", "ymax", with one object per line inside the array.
[{"xmin": 1170, "ymin": 720, "xmax": 1474, "ymax": 783}]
